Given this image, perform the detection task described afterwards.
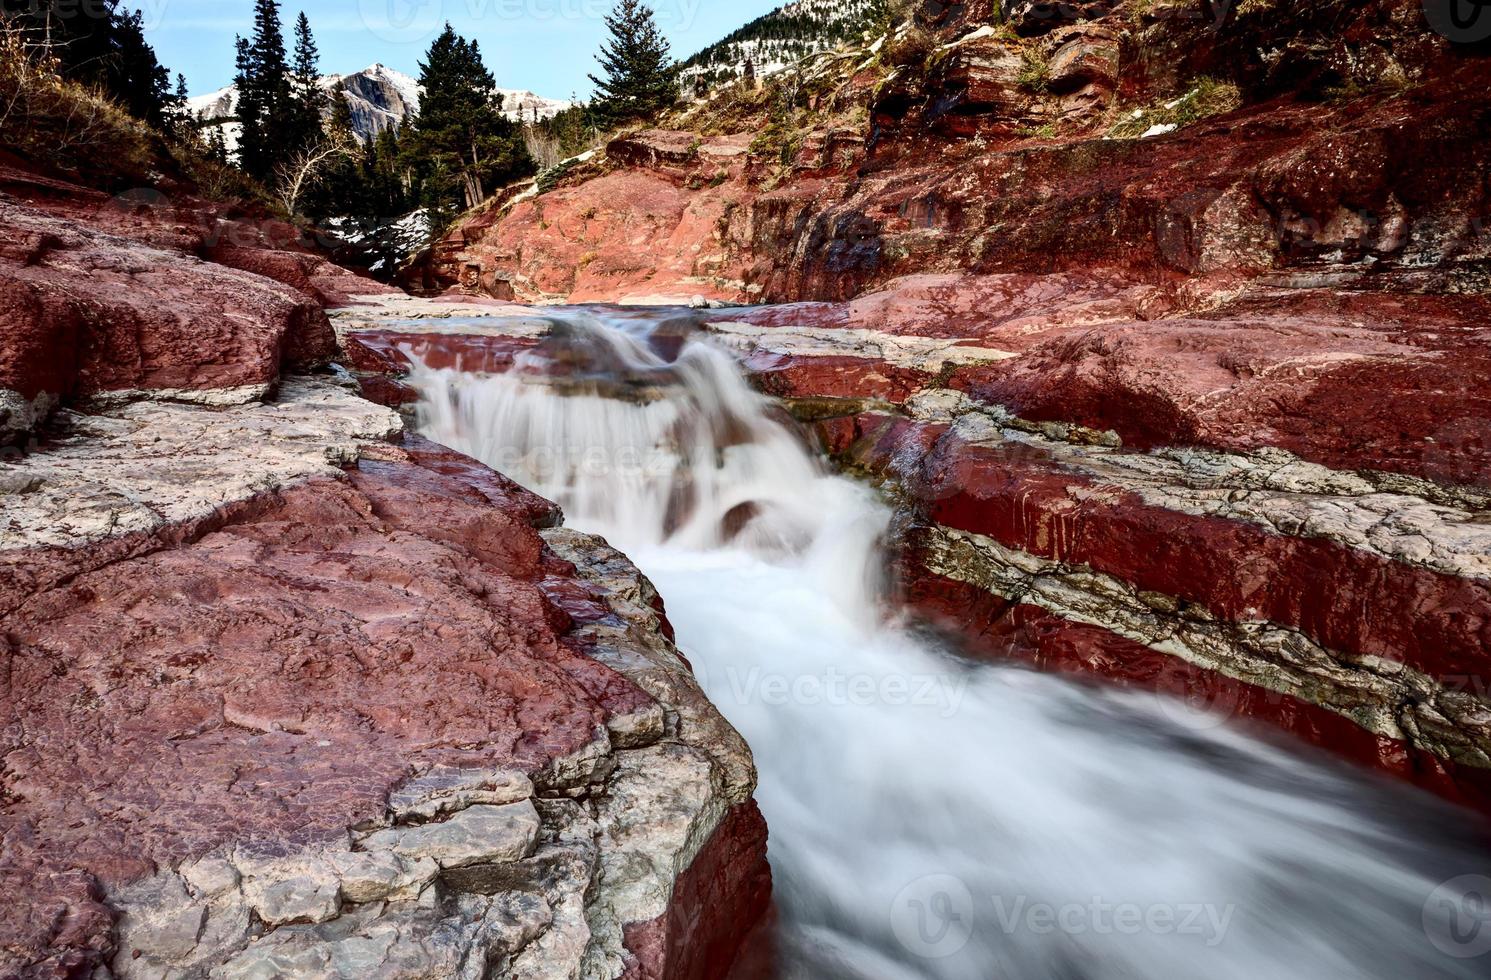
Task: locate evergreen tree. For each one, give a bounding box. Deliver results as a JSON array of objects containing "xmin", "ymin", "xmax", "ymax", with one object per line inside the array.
[
  {"xmin": 305, "ymin": 83, "xmax": 361, "ymax": 219},
  {"xmin": 233, "ymin": 35, "xmax": 262, "ymax": 171},
  {"xmin": 207, "ymin": 127, "xmax": 230, "ymax": 165},
  {"xmin": 1, "ymin": 0, "xmax": 173, "ymax": 126},
  {"xmin": 169, "ymin": 73, "xmax": 191, "ymax": 137},
  {"xmin": 234, "ymin": 0, "xmax": 294, "ymax": 179},
  {"xmin": 409, "ymin": 23, "xmax": 533, "ymax": 219},
  {"xmin": 288, "ymin": 12, "xmax": 327, "ymax": 147},
  {"xmin": 588, "ymin": 0, "xmax": 678, "ymax": 126}
]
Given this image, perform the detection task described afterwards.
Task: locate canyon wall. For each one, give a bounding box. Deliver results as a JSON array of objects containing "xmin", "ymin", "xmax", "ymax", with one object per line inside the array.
[
  {"xmin": 408, "ymin": 0, "xmax": 1491, "ymax": 810},
  {"xmin": 0, "ymin": 162, "xmax": 771, "ymax": 978}
]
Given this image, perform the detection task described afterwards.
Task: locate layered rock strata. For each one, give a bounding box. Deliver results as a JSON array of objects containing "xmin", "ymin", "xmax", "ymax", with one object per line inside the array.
[{"xmin": 392, "ymin": 0, "xmax": 1490, "ymax": 812}]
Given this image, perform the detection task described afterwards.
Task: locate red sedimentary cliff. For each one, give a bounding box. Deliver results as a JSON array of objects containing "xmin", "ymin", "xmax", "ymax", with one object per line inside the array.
[
  {"xmin": 0, "ymin": 160, "xmax": 770, "ymax": 977},
  {"xmin": 408, "ymin": 0, "xmax": 1491, "ymax": 810}
]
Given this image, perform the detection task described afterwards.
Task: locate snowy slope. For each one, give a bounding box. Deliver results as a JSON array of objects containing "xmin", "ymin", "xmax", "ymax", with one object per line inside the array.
[{"xmin": 681, "ymin": 0, "xmax": 881, "ymax": 90}]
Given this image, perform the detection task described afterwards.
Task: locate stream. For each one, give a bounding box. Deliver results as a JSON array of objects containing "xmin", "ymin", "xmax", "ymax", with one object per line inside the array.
[{"xmin": 403, "ymin": 306, "xmax": 1489, "ymax": 980}]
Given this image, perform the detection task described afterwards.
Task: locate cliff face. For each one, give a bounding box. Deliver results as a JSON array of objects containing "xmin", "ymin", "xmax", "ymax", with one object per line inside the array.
[
  {"xmin": 427, "ymin": 0, "xmax": 1487, "ymax": 306},
  {"xmin": 0, "ymin": 161, "xmax": 770, "ymax": 977},
  {"xmin": 409, "ymin": 0, "xmax": 1491, "ymax": 809}
]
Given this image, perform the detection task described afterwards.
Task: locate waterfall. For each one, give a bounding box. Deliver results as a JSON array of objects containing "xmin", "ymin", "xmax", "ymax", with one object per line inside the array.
[{"xmin": 406, "ymin": 307, "xmax": 1488, "ymax": 980}]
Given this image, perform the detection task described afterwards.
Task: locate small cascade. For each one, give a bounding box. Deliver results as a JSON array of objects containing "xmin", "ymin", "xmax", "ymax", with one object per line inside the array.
[{"xmin": 406, "ymin": 307, "xmax": 1489, "ymax": 980}]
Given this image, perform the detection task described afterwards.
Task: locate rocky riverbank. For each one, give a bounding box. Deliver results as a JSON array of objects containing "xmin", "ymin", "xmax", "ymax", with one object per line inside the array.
[
  {"xmin": 0, "ymin": 162, "xmax": 770, "ymax": 978},
  {"xmin": 393, "ymin": 0, "xmax": 1491, "ymax": 813}
]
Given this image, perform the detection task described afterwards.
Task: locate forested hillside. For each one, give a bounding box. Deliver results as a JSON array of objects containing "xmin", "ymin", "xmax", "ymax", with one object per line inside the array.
[{"xmin": 681, "ymin": 0, "xmax": 881, "ymax": 91}]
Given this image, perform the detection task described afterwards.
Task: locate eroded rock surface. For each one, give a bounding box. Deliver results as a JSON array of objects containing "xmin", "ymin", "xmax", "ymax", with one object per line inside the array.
[
  {"xmin": 0, "ymin": 156, "xmax": 393, "ymax": 445},
  {"xmin": 2, "ymin": 355, "xmax": 767, "ymax": 974}
]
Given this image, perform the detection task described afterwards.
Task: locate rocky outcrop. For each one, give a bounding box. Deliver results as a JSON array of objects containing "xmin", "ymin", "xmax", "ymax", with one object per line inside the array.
[
  {"xmin": 1, "ymin": 153, "xmax": 770, "ymax": 972},
  {"xmin": 425, "ymin": 20, "xmax": 1487, "ymax": 313},
  {"xmin": 0, "ymin": 365, "xmax": 770, "ymax": 976},
  {"xmin": 416, "ymin": 132, "xmax": 760, "ymax": 305},
  {"xmin": 403, "ymin": 0, "xmax": 1490, "ymax": 804},
  {"xmin": 336, "ymin": 294, "xmax": 1491, "ymax": 814},
  {"xmin": 0, "ymin": 156, "xmax": 394, "ymax": 445}
]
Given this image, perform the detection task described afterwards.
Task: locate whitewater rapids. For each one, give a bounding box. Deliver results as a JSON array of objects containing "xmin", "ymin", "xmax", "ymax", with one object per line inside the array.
[{"xmin": 405, "ymin": 307, "xmax": 1490, "ymax": 980}]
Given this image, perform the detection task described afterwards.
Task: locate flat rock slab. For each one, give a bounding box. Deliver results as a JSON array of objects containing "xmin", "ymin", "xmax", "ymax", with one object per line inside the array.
[{"xmin": 0, "ymin": 396, "xmax": 657, "ymax": 974}]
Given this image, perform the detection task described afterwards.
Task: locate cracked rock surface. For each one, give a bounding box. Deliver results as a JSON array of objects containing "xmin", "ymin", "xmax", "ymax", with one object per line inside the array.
[{"xmin": 0, "ymin": 377, "xmax": 766, "ymax": 978}]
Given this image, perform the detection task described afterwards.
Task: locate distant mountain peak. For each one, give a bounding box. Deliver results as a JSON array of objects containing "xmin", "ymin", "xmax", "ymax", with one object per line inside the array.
[{"xmin": 189, "ymin": 64, "xmax": 572, "ymax": 152}]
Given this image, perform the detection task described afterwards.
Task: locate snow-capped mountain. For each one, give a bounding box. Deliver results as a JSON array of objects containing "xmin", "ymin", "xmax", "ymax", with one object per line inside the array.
[
  {"xmin": 681, "ymin": 0, "xmax": 882, "ymax": 91},
  {"xmin": 188, "ymin": 64, "xmax": 571, "ymax": 151}
]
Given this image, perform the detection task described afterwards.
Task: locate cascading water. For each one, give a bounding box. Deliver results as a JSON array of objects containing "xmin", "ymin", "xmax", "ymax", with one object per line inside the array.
[{"xmin": 407, "ymin": 308, "xmax": 1489, "ymax": 980}]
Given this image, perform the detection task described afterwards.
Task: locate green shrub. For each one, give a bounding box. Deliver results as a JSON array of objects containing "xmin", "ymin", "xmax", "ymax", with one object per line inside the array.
[{"xmin": 1017, "ymin": 48, "xmax": 1050, "ymax": 93}]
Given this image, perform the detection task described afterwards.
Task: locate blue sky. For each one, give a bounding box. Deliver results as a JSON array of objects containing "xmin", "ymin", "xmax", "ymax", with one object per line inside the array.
[{"xmin": 138, "ymin": 0, "xmax": 780, "ymax": 98}]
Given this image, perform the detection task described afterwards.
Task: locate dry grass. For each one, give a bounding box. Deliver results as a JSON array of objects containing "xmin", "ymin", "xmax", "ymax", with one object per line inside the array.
[
  {"xmin": 1107, "ymin": 77, "xmax": 1243, "ymax": 138},
  {"xmin": 0, "ymin": 28, "xmax": 161, "ymax": 185},
  {"xmin": 1, "ymin": 25, "xmax": 275, "ymax": 210},
  {"xmin": 883, "ymin": 25, "xmax": 937, "ymax": 71},
  {"xmin": 1017, "ymin": 47, "xmax": 1051, "ymax": 93}
]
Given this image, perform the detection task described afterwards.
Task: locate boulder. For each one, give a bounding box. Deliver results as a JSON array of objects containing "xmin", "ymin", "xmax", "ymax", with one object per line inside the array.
[{"xmin": 1046, "ymin": 26, "xmax": 1120, "ymax": 92}]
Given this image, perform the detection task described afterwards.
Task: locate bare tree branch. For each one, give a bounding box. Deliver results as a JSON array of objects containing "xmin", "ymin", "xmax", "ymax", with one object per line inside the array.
[{"xmin": 273, "ymin": 132, "xmax": 355, "ymax": 217}]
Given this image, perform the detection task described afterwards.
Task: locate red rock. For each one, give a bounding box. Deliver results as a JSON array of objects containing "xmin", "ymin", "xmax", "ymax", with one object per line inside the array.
[
  {"xmin": 356, "ymin": 373, "xmax": 421, "ymax": 408},
  {"xmin": 902, "ymin": 570, "xmax": 1491, "ymax": 815},
  {"xmin": 607, "ymin": 130, "xmax": 703, "ymax": 172},
  {"xmin": 206, "ymin": 242, "xmax": 395, "ymax": 309},
  {"xmin": 0, "ymin": 161, "xmax": 368, "ymax": 441},
  {"xmin": 622, "ymin": 800, "xmax": 773, "ymax": 980},
  {"xmin": 745, "ymin": 350, "xmax": 931, "ymax": 404},
  {"xmin": 349, "ymin": 331, "xmax": 542, "ymax": 374},
  {"xmin": 0, "ymin": 445, "xmax": 642, "ymax": 972},
  {"xmin": 843, "ymin": 414, "xmax": 1491, "ymax": 682},
  {"xmin": 951, "ymin": 290, "xmax": 1491, "ymax": 488},
  {"xmin": 0, "ymin": 197, "xmax": 335, "ymax": 401},
  {"xmin": 1046, "ymin": 26, "xmax": 1121, "ymax": 93}
]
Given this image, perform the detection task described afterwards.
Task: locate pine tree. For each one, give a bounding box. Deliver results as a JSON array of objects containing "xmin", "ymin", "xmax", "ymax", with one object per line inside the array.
[
  {"xmin": 289, "ymin": 12, "xmax": 327, "ymax": 147},
  {"xmin": 5, "ymin": 1, "xmax": 174, "ymax": 126},
  {"xmin": 304, "ymin": 83, "xmax": 360, "ymax": 219},
  {"xmin": 234, "ymin": 35, "xmax": 263, "ymax": 172},
  {"xmin": 235, "ymin": 0, "xmax": 294, "ymax": 179},
  {"xmin": 409, "ymin": 23, "xmax": 533, "ymax": 219},
  {"xmin": 588, "ymin": 0, "xmax": 678, "ymax": 126},
  {"xmin": 168, "ymin": 73, "xmax": 191, "ymax": 137},
  {"xmin": 207, "ymin": 127, "xmax": 230, "ymax": 165}
]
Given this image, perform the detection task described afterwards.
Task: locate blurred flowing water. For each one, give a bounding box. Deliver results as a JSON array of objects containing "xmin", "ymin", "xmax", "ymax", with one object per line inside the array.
[{"xmin": 405, "ymin": 307, "xmax": 1490, "ymax": 980}]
